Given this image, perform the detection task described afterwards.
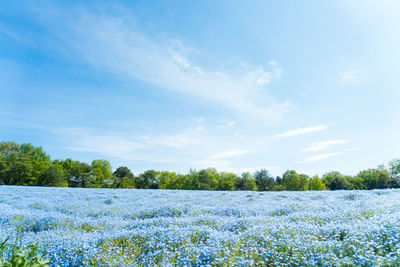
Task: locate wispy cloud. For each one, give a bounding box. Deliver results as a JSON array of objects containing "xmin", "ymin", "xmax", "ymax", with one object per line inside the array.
[
  {"xmin": 38, "ymin": 7, "xmax": 291, "ymax": 122},
  {"xmin": 304, "ymin": 139, "xmax": 349, "ymax": 152},
  {"xmin": 275, "ymin": 125, "xmax": 328, "ymax": 138},
  {"xmin": 52, "ymin": 128, "xmax": 146, "ymax": 158},
  {"xmin": 193, "ymin": 149, "xmax": 251, "ymax": 169},
  {"xmin": 153, "ymin": 126, "xmax": 206, "ymax": 150},
  {"xmin": 341, "ymin": 68, "xmax": 369, "ymax": 83},
  {"xmin": 297, "ymin": 152, "xmax": 343, "ymax": 164},
  {"xmin": 345, "ymin": 147, "xmax": 362, "ymax": 152},
  {"xmin": 217, "ymin": 120, "xmax": 237, "ymax": 128},
  {"xmin": 52, "ymin": 126, "xmax": 207, "ymax": 163},
  {"xmin": 208, "ymin": 149, "xmax": 251, "ymax": 160}
]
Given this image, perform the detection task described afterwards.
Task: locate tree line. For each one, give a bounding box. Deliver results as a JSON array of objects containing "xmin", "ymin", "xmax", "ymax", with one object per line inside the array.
[{"xmin": 1, "ymin": 141, "xmax": 400, "ymax": 191}]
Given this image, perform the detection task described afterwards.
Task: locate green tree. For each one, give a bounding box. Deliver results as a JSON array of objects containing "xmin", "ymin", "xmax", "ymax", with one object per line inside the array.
[
  {"xmin": 346, "ymin": 176, "xmax": 366, "ymax": 190},
  {"xmin": 0, "ymin": 150, "xmax": 32, "ymax": 185},
  {"xmin": 281, "ymin": 170, "xmax": 308, "ymax": 191},
  {"xmin": 308, "ymin": 176, "xmax": 327, "ymax": 190},
  {"xmin": 0, "ymin": 142, "xmax": 51, "ymax": 186},
  {"xmin": 90, "ymin": 159, "xmax": 113, "ymax": 187},
  {"xmin": 235, "ymin": 172, "xmax": 257, "ymax": 191},
  {"xmin": 198, "ymin": 168, "xmax": 219, "ymax": 190},
  {"xmin": 38, "ymin": 165, "xmax": 67, "ymax": 187},
  {"xmin": 178, "ymin": 173, "xmax": 196, "ymax": 190},
  {"xmin": 158, "ymin": 171, "xmax": 178, "ymax": 189},
  {"xmin": 217, "ymin": 172, "xmax": 237, "ymax": 190},
  {"xmin": 330, "ymin": 177, "xmax": 351, "ymax": 190},
  {"xmin": 2, "ymin": 142, "xmax": 24, "ymax": 185},
  {"xmin": 20, "ymin": 143, "xmax": 52, "ymax": 184},
  {"xmin": 389, "ymin": 159, "xmax": 400, "ymax": 180},
  {"xmin": 186, "ymin": 169, "xmax": 200, "ymax": 190},
  {"xmin": 254, "ymin": 169, "xmax": 276, "ymax": 191},
  {"xmin": 136, "ymin": 170, "xmax": 160, "ymax": 189},
  {"xmin": 322, "ymin": 171, "xmax": 351, "ymax": 190},
  {"xmin": 113, "ymin": 166, "xmax": 135, "ymax": 188},
  {"xmin": 57, "ymin": 159, "xmax": 91, "ymax": 187},
  {"xmin": 357, "ymin": 168, "xmax": 397, "ymax": 189}
]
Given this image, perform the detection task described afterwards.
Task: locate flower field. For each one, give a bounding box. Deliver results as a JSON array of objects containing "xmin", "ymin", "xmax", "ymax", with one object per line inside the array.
[{"xmin": 1, "ymin": 186, "xmax": 400, "ymax": 266}]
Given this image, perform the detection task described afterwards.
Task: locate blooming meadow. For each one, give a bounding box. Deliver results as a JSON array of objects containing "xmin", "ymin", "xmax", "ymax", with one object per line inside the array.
[{"xmin": 1, "ymin": 186, "xmax": 400, "ymax": 266}]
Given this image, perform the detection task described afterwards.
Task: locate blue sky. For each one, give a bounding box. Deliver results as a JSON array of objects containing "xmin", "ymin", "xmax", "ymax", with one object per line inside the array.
[{"xmin": 1, "ymin": 0, "xmax": 399, "ymax": 176}]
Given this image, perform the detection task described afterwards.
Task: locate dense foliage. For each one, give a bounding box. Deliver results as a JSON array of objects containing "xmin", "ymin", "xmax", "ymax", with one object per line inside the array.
[
  {"xmin": 1, "ymin": 141, "xmax": 400, "ymax": 191},
  {"xmin": 1, "ymin": 186, "xmax": 400, "ymax": 265}
]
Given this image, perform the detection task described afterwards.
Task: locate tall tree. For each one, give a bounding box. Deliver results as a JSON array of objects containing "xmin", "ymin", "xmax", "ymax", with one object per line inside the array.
[
  {"xmin": 186, "ymin": 169, "xmax": 200, "ymax": 190},
  {"xmin": 235, "ymin": 172, "xmax": 257, "ymax": 191},
  {"xmin": 38, "ymin": 165, "xmax": 67, "ymax": 187},
  {"xmin": 254, "ymin": 169, "xmax": 276, "ymax": 191},
  {"xmin": 281, "ymin": 170, "xmax": 308, "ymax": 191},
  {"xmin": 322, "ymin": 171, "xmax": 351, "ymax": 190},
  {"xmin": 0, "ymin": 141, "xmax": 51, "ymax": 185},
  {"xmin": 113, "ymin": 166, "xmax": 135, "ymax": 188},
  {"xmin": 357, "ymin": 168, "xmax": 398, "ymax": 189},
  {"xmin": 198, "ymin": 168, "xmax": 219, "ymax": 190},
  {"xmin": 90, "ymin": 159, "xmax": 113, "ymax": 187},
  {"xmin": 136, "ymin": 170, "xmax": 160, "ymax": 189},
  {"xmin": 20, "ymin": 143, "xmax": 52, "ymax": 184},
  {"xmin": 0, "ymin": 150, "xmax": 33, "ymax": 185},
  {"xmin": 346, "ymin": 176, "xmax": 366, "ymax": 190},
  {"xmin": 57, "ymin": 159, "xmax": 91, "ymax": 187},
  {"xmin": 158, "ymin": 171, "xmax": 178, "ymax": 189},
  {"xmin": 217, "ymin": 172, "xmax": 237, "ymax": 191},
  {"xmin": 308, "ymin": 176, "xmax": 327, "ymax": 190}
]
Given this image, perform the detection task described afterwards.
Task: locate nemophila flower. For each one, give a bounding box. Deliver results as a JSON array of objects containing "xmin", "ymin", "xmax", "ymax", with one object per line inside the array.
[{"xmin": 1, "ymin": 186, "xmax": 400, "ymax": 265}]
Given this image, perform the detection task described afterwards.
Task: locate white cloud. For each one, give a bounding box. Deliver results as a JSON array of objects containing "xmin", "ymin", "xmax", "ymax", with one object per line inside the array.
[
  {"xmin": 154, "ymin": 126, "xmax": 205, "ymax": 150},
  {"xmin": 268, "ymin": 60, "xmax": 279, "ymax": 66},
  {"xmin": 217, "ymin": 120, "xmax": 237, "ymax": 128},
  {"xmin": 46, "ymin": 9, "xmax": 290, "ymax": 122},
  {"xmin": 209, "ymin": 149, "xmax": 250, "ymax": 160},
  {"xmin": 275, "ymin": 125, "xmax": 328, "ymax": 138},
  {"xmin": 69, "ymin": 135, "xmax": 143, "ymax": 155},
  {"xmin": 297, "ymin": 152, "xmax": 343, "ymax": 164},
  {"xmin": 52, "ymin": 128, "xmax": 144, "ymax": 157},
  {"xmin": 345, "ymin": 147, "xmax": 362, "ymax": 152},
  {"xmin": 341, "ymin": 68, "xmax": 369, "ymax": 83},
  {"xmin": 53, "ymin": 126, "xmax": 207, "ymax": 163},
  {"xmin": 304, "ymin": 139, "xmax": 349, "ymax": 152},
  {"xmin": 193, "ymin": 149, "xmax": 251, "ymax": 169}
]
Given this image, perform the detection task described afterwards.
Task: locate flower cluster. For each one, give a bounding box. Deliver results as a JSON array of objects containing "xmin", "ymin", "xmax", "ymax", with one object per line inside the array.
[{"xmin": 1, "ymin": 186, "xmax": 400, "ymax": 266}]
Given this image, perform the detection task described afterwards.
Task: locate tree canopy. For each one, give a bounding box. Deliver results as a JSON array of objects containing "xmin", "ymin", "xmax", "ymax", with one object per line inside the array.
[{"xmin": 1, "ymin": 141, "xmax": 399, "ymax": 191}]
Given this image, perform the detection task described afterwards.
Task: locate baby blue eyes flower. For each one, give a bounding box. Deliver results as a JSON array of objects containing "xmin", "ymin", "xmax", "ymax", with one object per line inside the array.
[{"xmin": 1, "ymin": 186, "xmax": 400, "ymax": 265}]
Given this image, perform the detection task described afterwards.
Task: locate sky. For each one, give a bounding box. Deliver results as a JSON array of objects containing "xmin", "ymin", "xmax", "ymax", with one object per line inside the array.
[{"xmin": 1, "ymin": 0, "xmax": 400, "ymax": 176}]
